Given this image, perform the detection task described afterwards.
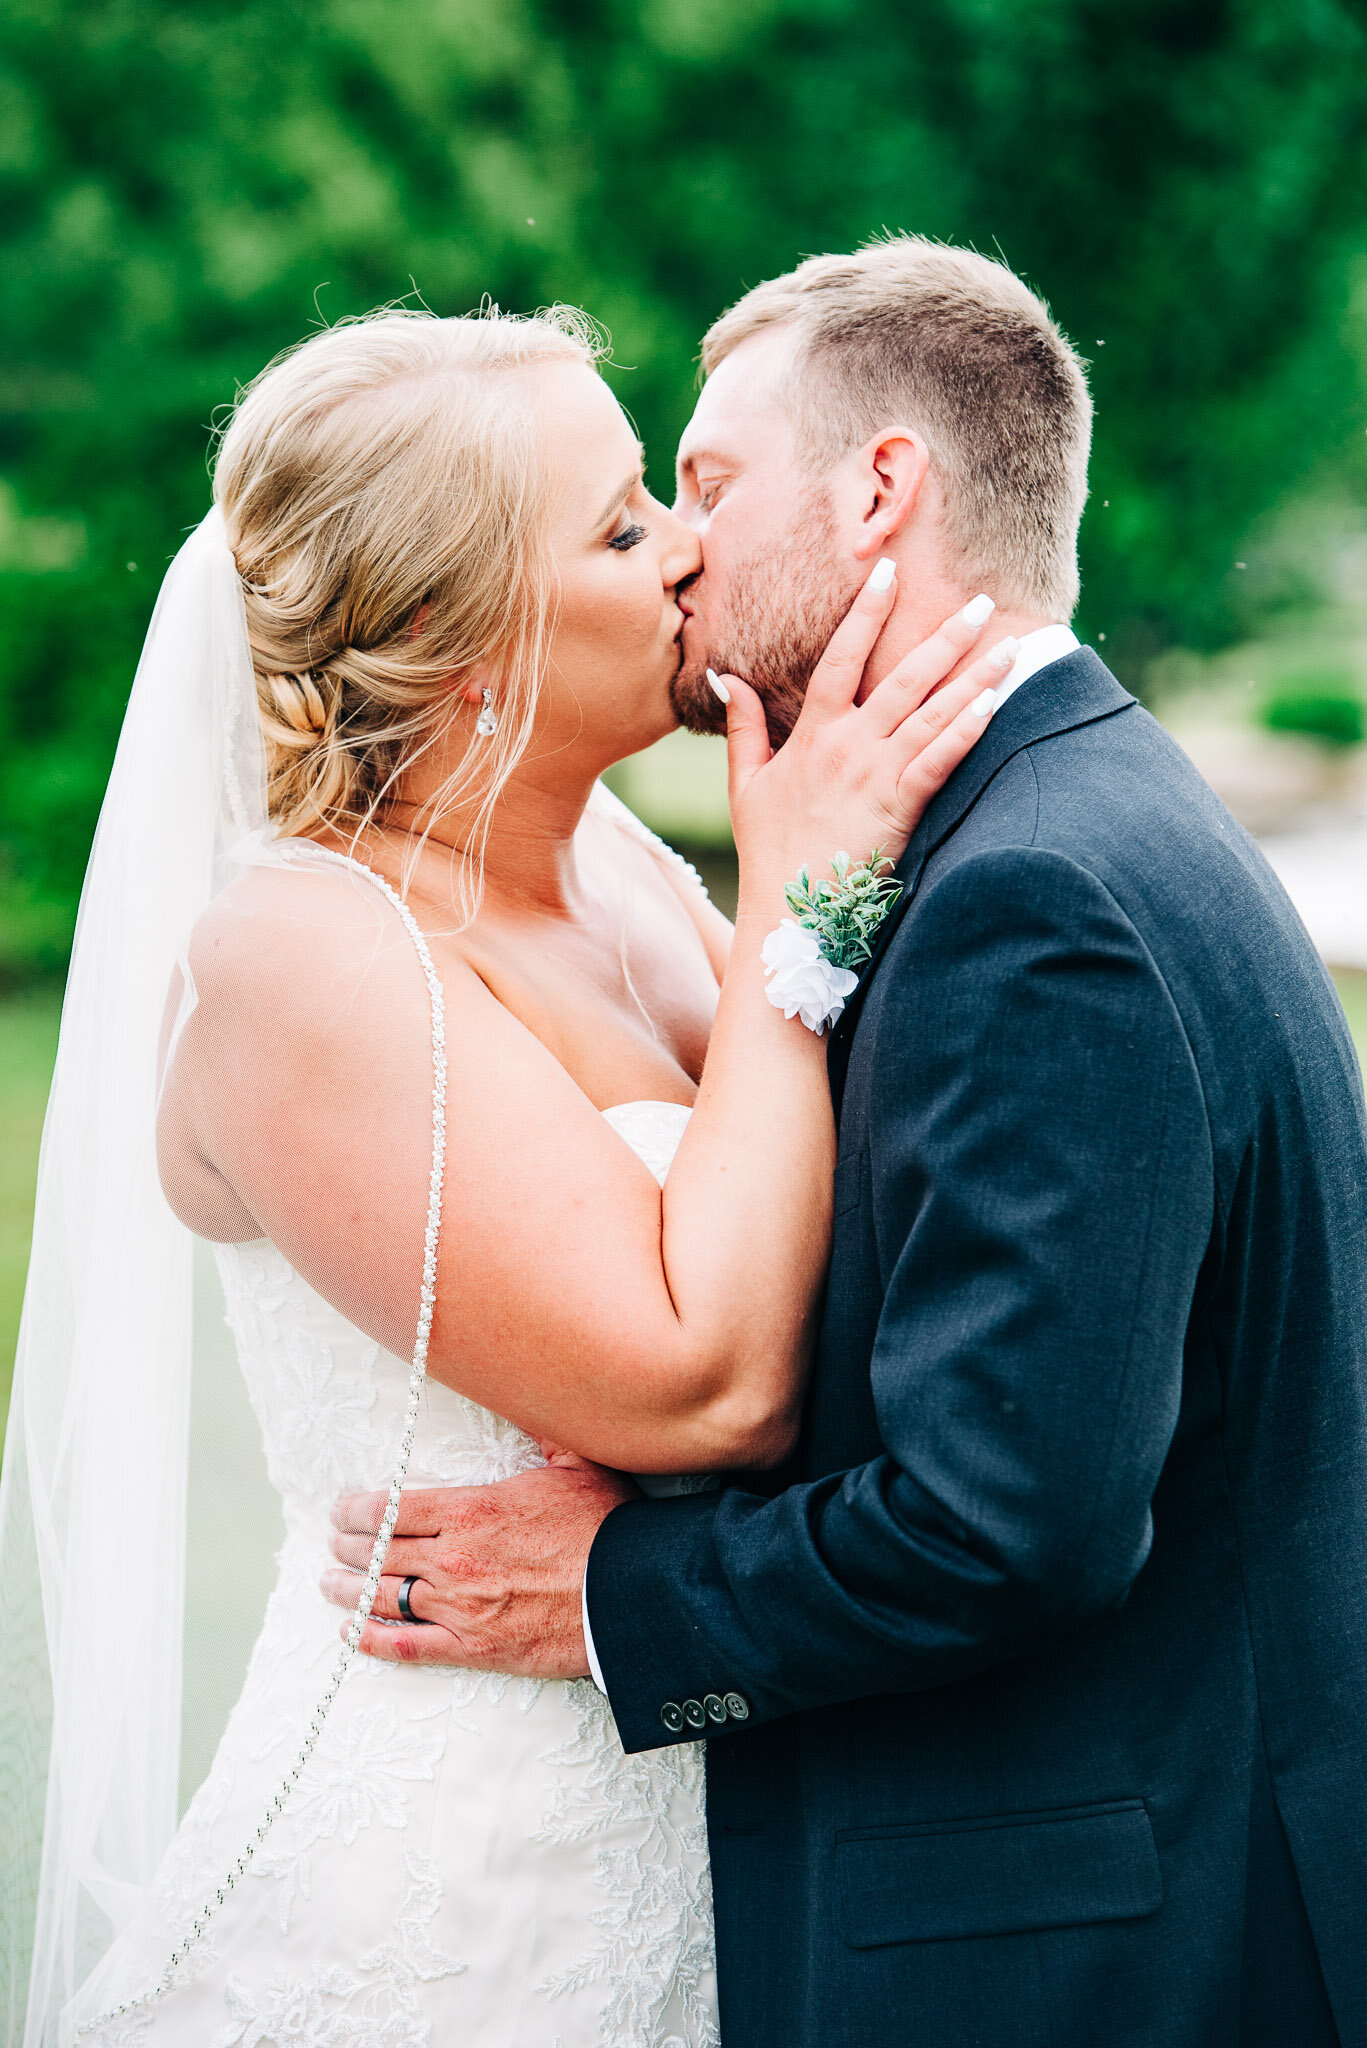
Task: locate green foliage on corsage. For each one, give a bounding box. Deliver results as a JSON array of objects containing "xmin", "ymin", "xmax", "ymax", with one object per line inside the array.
[{"xmin": 782, "ymin": 849, "xmax": 903, "ymax": 974}]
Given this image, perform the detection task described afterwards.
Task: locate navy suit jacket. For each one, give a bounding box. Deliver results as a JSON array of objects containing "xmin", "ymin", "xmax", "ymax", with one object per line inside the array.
[{"xmin": 587, "ymin": 650, "xmax": 1367, "ymax": 2047}]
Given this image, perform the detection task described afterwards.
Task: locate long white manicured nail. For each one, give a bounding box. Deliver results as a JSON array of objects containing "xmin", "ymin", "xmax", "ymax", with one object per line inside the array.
[
  {"xmin": 987, "ymin": 635, "xmax": 1020, "ymax": 670},
  {"xmin": 868, "ymin": 556, "xmax": 896, "ymax": 593},
  {"xmin": 706, "ymin": 667, "xmax": 731, "ymax": 705},
  {"xmin": 961, "ymin": 592, "xmax": 996, "ymax": 628},
  {"xmin": 971, "ymin": 689, "xmax": 997, "ymax": 718}
]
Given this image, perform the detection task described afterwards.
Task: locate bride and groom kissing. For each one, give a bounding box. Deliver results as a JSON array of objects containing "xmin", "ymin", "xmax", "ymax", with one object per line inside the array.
[{"xmin": 7, "ymin": 235, "xmax": 1365, "ymax": 2048}]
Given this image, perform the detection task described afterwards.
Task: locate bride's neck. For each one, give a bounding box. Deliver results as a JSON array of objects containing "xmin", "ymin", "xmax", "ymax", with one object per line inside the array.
[{"xmin": 382, "ymin": 759, "xmax": 603, "ymax": 918}]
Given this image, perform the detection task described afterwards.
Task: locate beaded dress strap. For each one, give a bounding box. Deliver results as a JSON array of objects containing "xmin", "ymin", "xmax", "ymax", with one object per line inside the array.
[{"xmin": 79, "ymin": 842, "xmax": 448, "ymax": 2036}]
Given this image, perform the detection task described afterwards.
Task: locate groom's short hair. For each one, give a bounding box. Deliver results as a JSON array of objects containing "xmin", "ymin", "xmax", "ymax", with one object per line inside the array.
[{"xmin": 702, "ymin": 236, "xmax": 1092, "ymax": 619}]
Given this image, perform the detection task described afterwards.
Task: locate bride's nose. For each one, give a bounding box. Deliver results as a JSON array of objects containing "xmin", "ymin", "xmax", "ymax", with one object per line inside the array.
[{"xmin": 659, "ymin": 507, "xmax": 703, "ymax": 591}]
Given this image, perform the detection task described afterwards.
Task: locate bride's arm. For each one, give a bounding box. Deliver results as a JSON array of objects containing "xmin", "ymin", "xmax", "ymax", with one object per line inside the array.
[{"xmin": 166, "ymin": 580, "xmax": 1012, "ymax": 1475}]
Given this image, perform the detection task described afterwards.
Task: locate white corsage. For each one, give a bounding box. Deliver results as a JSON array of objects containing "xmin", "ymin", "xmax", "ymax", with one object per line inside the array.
[
  {"xmin": 762, "ymin": 849, "xmax": 902, "ymax": 1034},
  {"xmin": 762, "ymin": 919, "xmax": 860, "ymax": 1032}
]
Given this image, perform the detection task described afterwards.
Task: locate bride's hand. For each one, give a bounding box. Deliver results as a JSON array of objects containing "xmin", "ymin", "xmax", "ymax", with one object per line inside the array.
[{"xmin": 719, "ymin": 561, "xmax": 1019, "ymax": 900}]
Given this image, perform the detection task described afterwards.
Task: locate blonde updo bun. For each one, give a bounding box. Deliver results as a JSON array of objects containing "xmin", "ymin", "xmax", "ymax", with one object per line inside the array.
[{"xmin": 213, "ymin": 303, "xmax": 603, "ymax": 886}]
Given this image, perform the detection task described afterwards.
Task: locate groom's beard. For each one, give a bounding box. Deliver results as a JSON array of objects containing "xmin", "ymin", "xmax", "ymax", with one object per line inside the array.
[{"xmin": 671, "ymin": 492, "xmax": 852, "ymax": 748}]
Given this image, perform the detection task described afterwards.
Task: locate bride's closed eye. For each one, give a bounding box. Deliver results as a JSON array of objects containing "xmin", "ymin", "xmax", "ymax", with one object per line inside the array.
[{"xmin": 607, "ymin": 520, "xmax": 648, "ymax": 552}]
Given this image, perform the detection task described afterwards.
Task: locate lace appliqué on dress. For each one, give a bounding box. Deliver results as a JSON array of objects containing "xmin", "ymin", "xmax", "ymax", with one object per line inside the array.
[
  {"xmin": 250, "ymin": 1696, "xmax": 450, "ymax": 1935},
  {"xmin": 537, "ymin": 1683, "xmax": 718, "ymax": 2048},
  {"xmin": 213, "ymin": 1849, "xmax": 464, "ymax": 2047},
  {"xmin": 216, "ymin": 1243, "xmax": 382, "ymax": 1506},
  {"xmin": 88, "ymin": 1077, "xmax": 717, "ymax": 2043}
]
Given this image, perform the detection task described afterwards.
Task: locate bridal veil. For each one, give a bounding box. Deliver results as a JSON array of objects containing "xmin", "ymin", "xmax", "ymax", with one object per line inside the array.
[{"xmin": 0, "ymin": 510, "xmax": 269, "ymax": 2044}]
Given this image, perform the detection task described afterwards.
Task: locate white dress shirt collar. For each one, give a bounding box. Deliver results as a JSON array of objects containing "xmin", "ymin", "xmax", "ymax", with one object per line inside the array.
[{"xmin": 990, "ymin": 622, "xmax": 1080, "ymax": 712}]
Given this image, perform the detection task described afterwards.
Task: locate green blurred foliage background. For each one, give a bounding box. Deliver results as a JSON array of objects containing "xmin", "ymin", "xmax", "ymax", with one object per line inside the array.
[
  {"xmin": 3, "ymin": 0, "xmax": 1367, "ymax": 1401},
  {"xmin": 3, "ymin": 0, "xmax": 1367, "ymax": 983}
]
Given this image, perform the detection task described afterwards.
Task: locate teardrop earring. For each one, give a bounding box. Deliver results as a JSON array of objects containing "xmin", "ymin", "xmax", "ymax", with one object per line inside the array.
[{"xmin": 475, "ymin": 687, "xmax": 498, "ymax": 739}]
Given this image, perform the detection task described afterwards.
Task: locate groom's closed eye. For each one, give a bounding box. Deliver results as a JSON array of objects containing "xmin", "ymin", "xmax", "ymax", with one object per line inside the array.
[{"xmin": 674, "ymin": 452, "xmax": 734, "ymax": 517}]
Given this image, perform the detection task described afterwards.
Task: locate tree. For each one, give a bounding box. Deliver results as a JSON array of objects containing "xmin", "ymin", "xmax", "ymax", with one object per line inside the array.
[{"xmin": 1, "ymin": 0, "xmax": 1365, "ymax": 977}]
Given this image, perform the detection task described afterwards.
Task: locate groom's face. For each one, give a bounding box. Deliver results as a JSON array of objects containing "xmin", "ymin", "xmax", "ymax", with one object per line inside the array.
[{"xmin": 671, "ymin": 329, "xmax": 858, "ymax": 744}]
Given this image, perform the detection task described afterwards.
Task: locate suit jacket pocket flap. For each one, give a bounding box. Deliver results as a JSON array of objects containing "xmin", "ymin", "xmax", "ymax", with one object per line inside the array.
[{"xmin": 836, "ymin": 1800, "xmax": 1162, "ymax": 1947}]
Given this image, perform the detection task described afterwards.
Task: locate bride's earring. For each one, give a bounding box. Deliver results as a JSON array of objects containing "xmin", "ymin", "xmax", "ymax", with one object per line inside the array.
[{"xmin": 475, "ymin": 687, "xmax": 498, "ymax": 739}]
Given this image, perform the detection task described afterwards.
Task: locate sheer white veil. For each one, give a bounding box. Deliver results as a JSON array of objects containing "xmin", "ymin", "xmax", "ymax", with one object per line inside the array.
[{"xmin": 0, "ymin": 508, "xmax": 267, "ymax": 2044}]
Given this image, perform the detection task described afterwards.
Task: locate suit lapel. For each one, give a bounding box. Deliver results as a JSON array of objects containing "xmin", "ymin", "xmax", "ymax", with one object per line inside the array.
[{"xmin": 826, "ymin": 648, "xmax": 1135, "ymax": 1107}]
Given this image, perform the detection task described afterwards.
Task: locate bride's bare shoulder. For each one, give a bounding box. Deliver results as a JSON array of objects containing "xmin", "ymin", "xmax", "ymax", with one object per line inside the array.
[
  {"xmin": 184, "ymin": 856, "xmax": 480, "ymax": 1034},
  {"xmin": 188, "ymin": 859, "xmax": 396, "ymax": 989},
  {"xmin": 161, "ymin": 857, "xmax": 481, "ymax": 1238}
]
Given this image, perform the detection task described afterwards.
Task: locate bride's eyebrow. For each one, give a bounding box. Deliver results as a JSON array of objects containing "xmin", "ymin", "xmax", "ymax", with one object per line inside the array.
[{"xmin": 594, "ymin": 466, "xmax": 644, "ymax": 528}]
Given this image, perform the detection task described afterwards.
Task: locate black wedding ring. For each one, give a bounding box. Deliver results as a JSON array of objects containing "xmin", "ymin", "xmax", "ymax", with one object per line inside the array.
[{"xmin": 396, "ymin": 1573, "xmax": 422, "ymax": 1624}]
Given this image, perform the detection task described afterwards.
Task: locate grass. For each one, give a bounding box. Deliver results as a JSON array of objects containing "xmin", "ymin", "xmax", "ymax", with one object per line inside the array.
[
  {"xmin": 0, "ymin": 986, "xmax": 60, "ymax": 1418},
  {"xmin": 1331, "ymin": 968, "xmax": 1367, "ymax": 1050},
  {"xmin": 3, "ymin": 970, "xmax": 1367, "ymax": 1438}
]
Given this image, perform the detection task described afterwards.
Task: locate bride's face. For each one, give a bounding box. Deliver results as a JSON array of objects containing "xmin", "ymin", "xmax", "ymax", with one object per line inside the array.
[{"xmin": 530, "ymin": 362, "xmax": 702, "ymax": 766}]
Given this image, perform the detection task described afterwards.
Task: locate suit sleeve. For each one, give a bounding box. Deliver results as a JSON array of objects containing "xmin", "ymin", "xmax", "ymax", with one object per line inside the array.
[{"xmin": 586, "ymin": 847, "xmax": 1215, "ymax": 1752}]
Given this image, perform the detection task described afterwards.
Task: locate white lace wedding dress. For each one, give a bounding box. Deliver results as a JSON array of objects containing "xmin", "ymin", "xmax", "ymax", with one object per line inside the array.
[{"xmin": 82, "ymin": 1044, "xmax": 717, "ymax": 2041}]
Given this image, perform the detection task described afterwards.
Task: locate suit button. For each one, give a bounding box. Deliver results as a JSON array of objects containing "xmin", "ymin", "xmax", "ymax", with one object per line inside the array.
[
  {"xmin": 682, "ymin": 1698, "xmax": 707, "ymax": 1730},
  {"xmin": 702, "ymin": 1693, "xmax": 727, "ymax": 1724},
  {"xmin": 723, "ymin": 1691, "xmax": 750, "ymax": 1722},
  {"xmin": 660, "ymin": 1701, "xmax": 685, "ymax": 1734}
]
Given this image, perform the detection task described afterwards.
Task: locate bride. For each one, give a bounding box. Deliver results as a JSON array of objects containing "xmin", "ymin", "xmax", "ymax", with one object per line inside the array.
[{"xmin": 0, "ymin": 304, "xmax": 1008, "ymax": 2046}]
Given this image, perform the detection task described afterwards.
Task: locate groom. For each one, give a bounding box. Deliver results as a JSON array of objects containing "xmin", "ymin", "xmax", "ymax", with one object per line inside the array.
[{"xmin": 331, "ymin": 240, "xmax": 1367, "ymax": 2045}]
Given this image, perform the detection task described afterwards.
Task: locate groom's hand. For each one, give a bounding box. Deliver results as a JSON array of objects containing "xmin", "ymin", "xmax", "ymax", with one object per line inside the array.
[{"xmin": 322, "ymin": 1449, "xmax": 638, "ymax": 1677}]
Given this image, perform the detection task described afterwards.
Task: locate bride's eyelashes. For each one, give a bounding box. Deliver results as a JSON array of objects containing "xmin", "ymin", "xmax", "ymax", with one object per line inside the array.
[{"xmin": 607, "ymin": 521, "xmax": 648, "ymax": 552}]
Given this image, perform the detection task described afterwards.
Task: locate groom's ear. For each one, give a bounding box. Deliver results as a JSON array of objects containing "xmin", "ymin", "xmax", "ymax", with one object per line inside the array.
[{"xmin": 848, "ymin": 427, "xmax": 932, "ymax": 562}]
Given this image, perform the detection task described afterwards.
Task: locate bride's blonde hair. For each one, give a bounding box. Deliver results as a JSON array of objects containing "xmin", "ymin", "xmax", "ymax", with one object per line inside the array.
[{"xmin": 213, "ymin": 303, "xmax": 603, "ymax": 890}]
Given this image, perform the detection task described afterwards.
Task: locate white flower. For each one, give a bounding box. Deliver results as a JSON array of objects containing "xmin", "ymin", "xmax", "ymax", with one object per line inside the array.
[{"xmin": 761, "ymin": 919, "xmax": 859, "ymax": 1034}]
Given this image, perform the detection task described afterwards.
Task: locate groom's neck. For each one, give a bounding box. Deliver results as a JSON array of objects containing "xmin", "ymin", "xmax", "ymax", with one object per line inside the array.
[{"xmin": 857, "ymin": 559, "xmax": 1055, "ymax": 696}]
